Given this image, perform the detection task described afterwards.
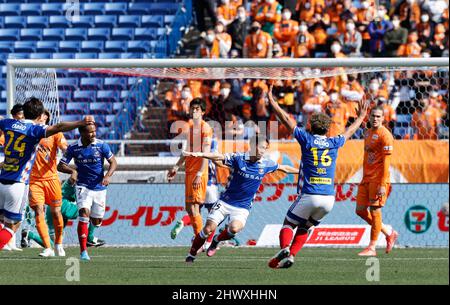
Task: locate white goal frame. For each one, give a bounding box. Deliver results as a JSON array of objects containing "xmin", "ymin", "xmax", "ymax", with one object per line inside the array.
[{"xmin": 6, "ymin": 57, "xmax": 449, "ymax": 117}]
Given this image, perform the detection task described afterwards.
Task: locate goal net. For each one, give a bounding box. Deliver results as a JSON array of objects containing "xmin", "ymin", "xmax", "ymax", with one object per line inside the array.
[{"xmin": 6, "ymin": 58, "xmax": 449, "ymax": 248}]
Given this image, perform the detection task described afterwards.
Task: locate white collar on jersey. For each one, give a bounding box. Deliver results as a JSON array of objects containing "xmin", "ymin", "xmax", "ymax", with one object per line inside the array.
[
  {"xmin": 244, "ymin": 152, "xmax": 263, "ymax": 163},
  {"xmin": 77, "ymin": 138, "xmax": 98, "ymax": 147},
  {"xmin": 313, "ymin": 134, "xmax": 327, "ymax": 139}
]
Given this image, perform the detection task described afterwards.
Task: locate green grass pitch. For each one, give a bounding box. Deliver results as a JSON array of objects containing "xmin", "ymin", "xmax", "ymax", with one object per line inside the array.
[{"xmin": 0, "ymin": 247, "xmax": 448, "ymax": 285}]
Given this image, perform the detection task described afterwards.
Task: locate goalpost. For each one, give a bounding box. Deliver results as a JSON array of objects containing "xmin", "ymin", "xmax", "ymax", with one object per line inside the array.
[{"xmin": 5, "ymin": 57, "xmax": 449, "ymax": 247}]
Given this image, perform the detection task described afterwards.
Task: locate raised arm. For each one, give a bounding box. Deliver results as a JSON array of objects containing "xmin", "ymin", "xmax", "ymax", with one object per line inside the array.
[
  {"xmin": 182, "ymin": 151, "xmax": 225, "ymax": 162},
  {"xmin": 268, "ymin": 84, "xmax": 297, "ymax": 133},
  {"xmin": 277, "ymin": 164, "xmax": 299, "ymax": 174},
  {"xmin": 46, "ymin": 116, "xmax": 95, "ymax": 138},
  {"xmin": 342, "ymin": 99, "xmax": 369, "ymax": 141}
]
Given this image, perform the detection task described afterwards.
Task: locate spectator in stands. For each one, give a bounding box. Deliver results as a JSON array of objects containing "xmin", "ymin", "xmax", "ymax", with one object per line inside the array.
[
  {"xmin": 224, "ymin": 113, "xmax": 245, "ymax": 139},
  {"xmin": 296, "ymin": 0, "xmax": 316, "ymax": 24},
  {"xmin": 309, "ymin": 8, "xmax": 331, "ymax": 54},
  {"xmin": 220, "ymin": 82, "xmax": 242, "ymax": 115},
  {"xmin": 293, "ymin": 21, "xmax": 316, "ymax": 57},
  {"xmin": 356, "ymin": 0, "xmax": 375, "ymax": 55},
  {"xmin": 324, "ymin": 89, "xmax": 349, "ymax": 137},
  {"xmin": 194, "ymin": 0, "xmax": 218, "ymax": 34},
  {"xmin": 368, "ymin": 14, "xmax": 393, "ymax": 57},
  {"xmin": 302, "ymin": 81, "xmax": 330, "ymax": 115},
  {"xmin": 337, "ymin": 0, "xmax": 357, "ymax": 35},
  {"xmin": 272, "ymin": 42, "xmax": 286, "ymax": 58},
  {"xmin": 383, "ymin": 15, "xmax": 408, "ymax": 57},
  {"xmin": 377, "ymin": 97, "xmax": 397, "ymax": 133},
  {"xmin": 339, "ymin": 19, "xmax": 362, "ymax": 56},
  {"xmin": 252, "ymin": 86, "xmax": 270, "ymax": 123},
  {"xmin": 196, "ymin": 28, "xmax": 220, "ymax": 58},
  {"xmin": 429, "ymin": 23, "xmax": 448, "ymax": 57},
  {"xmin": 340, "ymin": 74, "xmax": 365, "ymax": 126},
  {"xmin": 214, "ymin": 21, "xmax": 233, "ymax": 58},
  {"xmin": 243, "ymin": 21, "xmax": 274, "ymax": 58},
  {"xmin": 395, "ymin": 0, "xmax": 421, "ymax": 30},
  {"xmin": 254, "ymin": 0, "xmax": 283, "ymax": 36},
  {"xmin": 367, "ymin": 77, "xmax": 389, "ymax": 103},
  {"xmin": 273, "ymin": 8, "xmax": 299, "ymax": 55},
  {"xmin": 216, "ymin": 0, "xmax": 238, "ymax": 26},
  {"xmin": 417, "ymin": 12, "xmax": 435, "ymax": 50},
  {"xmin": 397, "ymin": 30, "xmax": 422, "ymax": 57},
  {"xmin": 330, "ymin": 40, "xmax": 346, "ymax": 58},
  {"xmin": 412, "ymin": 98, "xmax": 442, "ymax": 140},
  {"xmin": 227, "ymin": 6, "xmax": 250, "ymax": 57}
]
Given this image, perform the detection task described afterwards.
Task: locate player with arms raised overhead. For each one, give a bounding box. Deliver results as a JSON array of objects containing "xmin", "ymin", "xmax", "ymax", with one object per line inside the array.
[
  {"xmin": 167, "ymin": 98, "xmax": 212, "ymax": 238},
  {"xmin": 0, "ymin": 97, "xmax": 94, "ymax": 250},
  {"xmin": 57, "ymin": 123, "xmax": 117, "ymax": 261},
  {"xmin": 355, "ymin": 106, "xmax": 398, "ymax": 256},
  {"xmin": 28, "ymin": 110, "xmax": 68, "ymax": 258},
  {"xmin": 183, "ymin": 134, "xmax": 298, "ymax": 263},
  {"xmin": 267, "ymin": 85, "xmax": 369, "ymax": 269}
]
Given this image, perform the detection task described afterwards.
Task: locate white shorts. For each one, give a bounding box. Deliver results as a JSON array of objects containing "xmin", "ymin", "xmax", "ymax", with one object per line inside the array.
[
  {"xmin": 0, "ymin": 182, "xmax": 28, "ymax": 223},
  {"xmin": 204, "ymin": 184, "xmax": 219, "ymax": 205},
  {"xmin": 207, "ymin": 200, "xmax": 250, "ymax": 227},
  {"xmin": 286, "ymin": 194, "xmax": 335, "ymax": 227},
  {"xmin": 76, "ymin": 185, "xmax": 107, "ymax": 219}
]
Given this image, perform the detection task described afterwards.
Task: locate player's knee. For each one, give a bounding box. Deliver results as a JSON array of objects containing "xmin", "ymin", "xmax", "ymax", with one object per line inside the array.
[
  {"xmin": 227, "ymin": 224, "xmax": 242, "ymax": 235},
  {"xmin": 91, "ymin": 218, "xmax": 102, "ymax": 227},
  {"xmin": 79, "ymin": 209, "xmax": 89, "ymax": 218},
  {"xmin": 32, "ymin": 205, "xmax": 45, "ymax": 216}
]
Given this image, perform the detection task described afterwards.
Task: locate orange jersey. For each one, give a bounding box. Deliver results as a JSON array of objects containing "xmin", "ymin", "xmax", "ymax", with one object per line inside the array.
[
  {"xmin": 244, "ymin": 31, "xmax": 273, "ymax": 58},
  {"xmin": 0, "ymin": 133, "xmax": 4, "ymax": 146},
  {"xmin": 184, "ymin": 120, "xmax": 213, "ymax": 176},
  {"xmin": 412, "ymin": 107, "xmax": 441, "ymax": 140},
  {"xmin": 30, "ymin": 132, "xmax": 67, "ymax": 182},
  {"xmin": 362, "ymin": 126, "xmax": 393, "ymax": 184}
]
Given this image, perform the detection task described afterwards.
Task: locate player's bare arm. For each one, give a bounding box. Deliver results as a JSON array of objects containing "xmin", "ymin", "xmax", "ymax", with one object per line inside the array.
[
  {"xmin": 46, "ymin": 116, "xmax": 95, "ymax": 138},
  {"xmin": 342, "ymin": 99, "xmax": 369, "ymax": 141},
  {"xmin": 102, "ymin": 156, "xmax": 118, "ymax": 186},
  {"xmin": 277, "ymin": 164, "xmax": 298, "ymax": 174},
  {"xmin": 268, "ymin": 84, "xmax": 297, "ymax": 133},
  {"xmin": 57, "ymin": 162, "xmax": 78, "ymax": 185},
  {"xmin": 193, "ymin": 141, "xmax": 211, "ymax": 190},
  {"xmin": 167, "ymin": 155, "xmax": 185, "ymax": 182},
  {"xmin": 182, "ymin": 151, "xmax": 225, "ymax": 162}
]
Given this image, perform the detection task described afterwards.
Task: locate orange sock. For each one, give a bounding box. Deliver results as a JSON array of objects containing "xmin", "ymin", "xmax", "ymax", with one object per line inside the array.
[
  {"xmin": 52, "ymin": 213, "xmax": 64, "ymax": 245},
  {"xmin": 35, "ymin": 213, "xmax": 51, "ymax": 249},
  {"xmin": 370, "ymin": 209, "xmax": 382, "ymax": 247},
  {"xmin": 190, "ymin": 215, "xmax": 203, "ymax": 235},
  {"xmin": 356, "ymin": 208, "xmax": 373, "ymax": 225}
]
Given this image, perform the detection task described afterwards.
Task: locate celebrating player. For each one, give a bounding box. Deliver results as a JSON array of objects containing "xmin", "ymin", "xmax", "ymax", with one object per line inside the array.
[
  {"xmin": 183, "ymin": 134, "xmax": 298, "ymax": 263},
  {"xmin": 22, "ymin": 180, "xmax": 106, "ymax": 249},
  {"xmin": 267, "ymin": 85, "xmax": 369, "ymax": 269},
  {"xmin": 28, "ymin": 110, "xmax": 68, "ymax": 257},
  {"xmin": 57, "ymin": 123, "xmax": 117, "ymax": 261},
  {"xmin": 355, "ymin": 106, "xmax": 398, "ymax": 256},
  {"xmin": 0, "ymin": 97, "xmax": 94, "ymax": 251},
  {"xmin": 167, "ymin": 98, "xmax": 212, "ymax": 237}
]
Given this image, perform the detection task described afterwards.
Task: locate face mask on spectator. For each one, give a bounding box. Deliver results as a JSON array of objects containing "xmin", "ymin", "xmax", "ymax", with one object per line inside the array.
[
  {"xmin": 238, "ymin": 12, "xmax": 247, "ymax": 21},
  {"xmin": 330, "ymin": 93, "xmax": 339, "ymax": 102},
  {"xmin": 392, "ymin": 20, "xmax": 400, "ymax": 28},
  {"xmin": 407, "ymin": 0, "xmax": 415, "ymax": 4},
  {"xmin": 266, "ymin": 0, "xmax": 275, "ymax": 4},
  {"xmin": 215, "ymin": 25, "xmax": 224, "ymax": 33},
  {"xmin": 378, "ymin": 10, "xmax": 385, "ymax": 18},
  {"xmin": 206, "ymin": 34, "xmax": 215, "ymax": 43},
  {"xmin": 314, "ymin": 86, "xmax": 324, "ymax": 95},
  {"xmin": 299, "ymin": 25, "xmax": 308, "ymax": 32},
  {"xmin": 282, "ymin": 12, "xmax": 292, "ymax": 20},
  {"xmin": 422, "ymin": 52, "xmax": 431, "ymax": 58},
  {"xmin": 361, "ymin": 1, "xmax": 370, "ymax": 9},
  {"xmin": 181, "ymin": 90, "xmax": 191, "ymax": 99},
  {"xmin": 221, "ymin": 0, "xmax": 230, "ymax": 4},
  {"xmin": 220, "ymin": 88, "xmax": 231, "ymax": 97},
  {"xmin": 370, "ymin": 83, "xmax": 379, "ymax": 92},
  {"xmin": 331, "ymin": 44, "xmax": 341, "ymax": 54},
  {"xmin": 304, "ymin": 2, "xmax": 311, "ymax": 9},
  {"xmin": 431, "ymin": 91, "xmax": 439, "ymax": 98},
  {"xmin": 421, "ymin": 15, "xmax": 429, "ymax": 23},
  {"xmin": 346, "ymin": 22, "xmax": 355, "ymax": 31}
]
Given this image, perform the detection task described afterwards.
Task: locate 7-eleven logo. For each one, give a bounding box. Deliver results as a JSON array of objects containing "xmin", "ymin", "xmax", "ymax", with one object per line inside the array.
[{"xmin": 405, "ymin": 205, "xmax": 432, "ymax": 234}]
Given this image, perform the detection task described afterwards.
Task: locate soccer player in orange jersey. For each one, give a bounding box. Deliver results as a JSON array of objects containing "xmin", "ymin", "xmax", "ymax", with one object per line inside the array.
[
  {"xmin": 356, "ymin": 106, "xmax": 399, "ymax": 256},
  {"xmin": 167, "ymin": 98, "xmax": 212, "ymax": 236},
  {"xmin": 28, "ymin": 110, "xmax": 68, "ymax": 257}
]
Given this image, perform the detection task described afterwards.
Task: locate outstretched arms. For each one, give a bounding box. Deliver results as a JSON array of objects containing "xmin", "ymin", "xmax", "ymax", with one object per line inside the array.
[
  {"xmin": 277, "ymin": 164, "xmax": 298, "ymax": 174},
  {"xmin": 182, "ymin": 151, "xmax": 225, "ymax": 162}
]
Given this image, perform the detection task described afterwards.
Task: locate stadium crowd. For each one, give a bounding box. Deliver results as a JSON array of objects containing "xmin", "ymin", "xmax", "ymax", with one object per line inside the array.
[{"xmin": 161, "ymin": 0, "xmax": 448, "ymax": 140}]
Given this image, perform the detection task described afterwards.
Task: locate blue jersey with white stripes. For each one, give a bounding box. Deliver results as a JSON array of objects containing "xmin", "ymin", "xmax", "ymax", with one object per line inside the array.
[
  {"xmin": 294, "ymin": 127, "xmax": 346, "ymax": 196},
  {"xmin": 60, "ymin": 138, "xmax": 113, "ymax": 191},
  {"xmin": 220, "ymin": 153, "xmax": 279, "ymax": 210},
  {"xmin": 0, "ymin": 119, "xmax": 47, "ymax": 184}
]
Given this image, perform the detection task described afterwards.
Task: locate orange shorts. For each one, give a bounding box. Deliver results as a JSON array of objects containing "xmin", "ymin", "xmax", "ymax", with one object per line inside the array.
[
  {"xmin": 185, "ymin": 174, "xmax": 208, "ymax": 205},
  {"xmin": 356, "ymin": 182, "xmax": 391, "ymax": 207},
  {"xmin": 29, "ymin": 179, "xmax": 62, "ymax": 207}
]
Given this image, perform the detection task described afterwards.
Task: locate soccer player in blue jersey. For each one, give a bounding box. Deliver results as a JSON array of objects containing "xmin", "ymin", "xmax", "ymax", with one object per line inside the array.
[
  {"xmin": 0, "ymin": 97, "xmax": 94, "ymax": 250},
  {"xmin": 57, "ymin": 123, "xmax": 117, "ymax": 261},
  {"xmin": 183, "ymin": 134, "xmax": 298, "ymax": 263},
  {"xmin": 267, "ymin": 85, "xmax": 369, "ymax": 269}
]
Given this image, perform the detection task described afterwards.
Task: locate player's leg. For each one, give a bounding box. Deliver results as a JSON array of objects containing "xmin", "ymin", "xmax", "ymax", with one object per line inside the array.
[
  {"xmin": 185, "ymin": 174, "xmax": 208, "ymax": 236},
  {"xmin": 207, "ymin": 203, "xmax": 249, "ymax": 257},
  {"xmin": 202, "ymin": 184, "xmax": 219, "ymax": 248},
  {"xmin": 0, "ymin": 183, "xmax": 27, "ymax": 250},
  {"xmin": 47, "ymin": 179, "xmax": 65, "ymax": 256},
  {"xmin": 86, "ymin": 190, "xmax": 107, "ymax": 251},
  {"xmin": 76, "ymin": 186, "xmax": 93, "ymax": 260},
  {"xmin": 202, "ymin": 203, "xmax": 216, "ymax": 250},
  {"xmin": 29, "ymin": 182, "xmax": 54, "ymax": 256},
  {"xmin": 170, "ymin": 213, "xmax": 191, "ymax": 240}
]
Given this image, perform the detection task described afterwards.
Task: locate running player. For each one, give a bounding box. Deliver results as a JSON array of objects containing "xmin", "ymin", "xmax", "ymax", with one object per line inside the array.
[
  {"xmin": 28, "ymin": 110, "xmax": 68, "ymax": 257},
  {"xmin": 0, "ymin": 97, "xmax": 94, "ymax": 250},
  {"xmin": 57, "ymin": 123, "xmax": 117, "ymax": 261},
  {"xmin": 183, "ymin": 134, "xmax": 298, "ymax": 263},
  {"xmin": 21, "ymin": 180, "xmax": 106, "ymax": 249},
  {"xmin": 167, "ymin": 98, "xmax": 212, "ymax": 237},
  {"xmin": 355, "ymin": 106, "xmax": 398, "ymax": 256},
  {"xmin": 267, "ymin": 85, "xmax": 369, "ymax": 269}
]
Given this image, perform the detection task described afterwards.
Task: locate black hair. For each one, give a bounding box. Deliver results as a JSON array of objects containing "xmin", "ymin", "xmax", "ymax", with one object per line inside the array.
[
  {"xmin": 11, "ymin": 103, "xmax": 24, "ymax": 116},
  {"xmin": 190, "ymin": 98, "xmax": 207, "ymax": 112},
  {"xmin": 44, "ymin": 109, "xmax": 51, "ymax": 125},
  {"xmin": 23, "ymin": 97, "xmax": 44, "ymax": 120}
]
